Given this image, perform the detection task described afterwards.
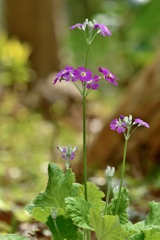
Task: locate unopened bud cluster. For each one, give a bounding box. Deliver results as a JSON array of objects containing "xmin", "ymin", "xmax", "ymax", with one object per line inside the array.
[{"xmin": 106, "ymin": 166, "xmax": 115, "ymax": 178}]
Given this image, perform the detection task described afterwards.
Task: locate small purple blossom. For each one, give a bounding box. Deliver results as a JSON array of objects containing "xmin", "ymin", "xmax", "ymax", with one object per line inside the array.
[
  {"xmin": 70, "ymin": 19, "xmax": 111, "ymax": 37},
  {"xmin": 53, "ymin": 66, "xmax": 75, "ymax": 84},
  {"xmin": 57, "ymin": 145, "xmax": 78, "ymax": 161},
  {"xmin": 94, "ymin": 23, "xmax": 111, "ymax": 37},
  {"xmin": 120, "ymin": 115, "xmax": 124, "ymax": 119},
  {"xmin": 110, "ymin": 118, "xmax": 127, "ymax": 133},
  {"xmin": 73, "ymin": 67, "xmax": 92, "ymax": 82},
  {"xmin": 70, "ymin": 19, "xmax": 111, "ymax": 43},
  {"xmin": 86, "ymin": 75, "xmax": 100, "ymax": 90},
  {"xmin": 110, "ymin": 115, "xmax": 150, "ymax": 136},
  {"xmin": 70, "ymin": 19, "xmax": 90, "ymax": 31},
  {"xmin": 53, "ymin": 65, "xmax": 119, "ymax": 94},
  {"xmin": 133, "ymin": 118, "xmax": 150, "ymax": 128},
  {"xmin": 70, "ymin": 23, "xmax": 83, "ymax": 30},
  {"xmin": 99, "ymin": 67, "xmax": 118, "ymax": 86}
]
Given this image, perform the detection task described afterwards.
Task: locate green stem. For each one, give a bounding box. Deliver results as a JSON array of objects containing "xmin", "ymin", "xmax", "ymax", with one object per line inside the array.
[
  {"xmin": 85, "ymin": 44, "xmax": 90, "ymax": 68},
  {"xmin": 83, "ymin": 94, "xmax": 88, "ymax": 202},
  {"xmin": 87, "ymin": 230, "xmax": 91, "ymax": 240},
  {"xmin": 83, "ymin": 229, "xmax": 86, "ymax": 240},
  {"xmin": 53, "ymin": 220, "xmax": 63, "ymax": 240},
  {"xmin": 115, "ymin": 138, "xmax": 128, "ymax": 214},
  {"xmin": 83, "ymin": 43, "xmax": 90, "ymax": 202},
  {"xmin": 104, "ymin": 178, "xmax": 112, "ymax": 215},
  {"xmin": 83, "ymin": 43, "xmax": 91, "ymax": 240}
]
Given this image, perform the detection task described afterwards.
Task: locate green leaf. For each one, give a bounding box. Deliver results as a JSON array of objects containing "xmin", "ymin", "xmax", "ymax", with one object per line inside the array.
[
  {"xmin": 144, "ymin": 229, "xmax": 160, "ymax": 240},
  {"xmin": 127, "ymin": 232, "xmax": 145, "ymax": 240},
  {"xmin": 107, "ymin": 187, "xmax": 129, "ymax": 224},
  {"xmin": 27, "ymin": 206, "xmax": 53, "ymax": 223},
  {"xmin": 125, "ymin": 202, "xmax": 160, "ymax": 240},
  {"xmin": 78, "ymin": 182, "xmax": 105, "ymax": 212},
  {"xmin": 89, "ymin": 209, "xmax": 129, "ymax": 240},
  {"xmin": 46, "ymin": 215, "xmax": 82, "ymax": 240},
  {"xmin": 0, "ymin": 234, "xmax": 29, "ymax": 240},
  {"xmin": 26, "ymin": 163, "xmax": 81, "ymax": 222},
  {"xmin": 145, "ymin": 201, "xmax": 160, "ymax": 226},
  {"xmin": 65, "ymin": 197, "xmax": 93, "ymax": 230}
]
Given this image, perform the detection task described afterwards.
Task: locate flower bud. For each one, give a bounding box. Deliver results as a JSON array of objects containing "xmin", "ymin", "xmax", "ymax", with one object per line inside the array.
[
  {"xmin": 50, "ymin": 208, "xmax": 58, "ymax": 220},
  {"xmin": 106, "ymin": 166, "xmax": 115, "ymax": 177}
]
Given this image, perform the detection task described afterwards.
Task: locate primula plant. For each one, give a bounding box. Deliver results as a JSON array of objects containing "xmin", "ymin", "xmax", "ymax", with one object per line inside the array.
[{"xmin": 24, "ymin": 19, "xmax": 160, "ymax": 240}]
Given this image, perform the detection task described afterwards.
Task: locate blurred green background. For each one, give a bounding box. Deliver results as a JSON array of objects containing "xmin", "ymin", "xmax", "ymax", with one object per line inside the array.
[{"xmin": 0, "ymin": 0, "xmax": 160, "ymax": 237}]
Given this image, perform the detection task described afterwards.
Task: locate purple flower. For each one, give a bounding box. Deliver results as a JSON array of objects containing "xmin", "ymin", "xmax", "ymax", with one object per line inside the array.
[
  {"xmin": 73, "ymin": 67, "xmax": 92, "ymax": 82},
  {"xmin": 94, "ymin": 23, "xmax": 111, "ymax": 37},
  {"xmin": 53, "ymin": 65, "xmax": 119, "ymax": 93},
  {"xmin": 110, "ymin": 118, "xmax": 127, "ymax": 133},
  {"xmin": 53, "ymin": 66, "xmax": 75, "ymax": 84},
  {"xmin": 86, "ymin": 75, "xmax": 100, "ymax": 90},
  {"xmin": 133, "ymin": 118, "xmax": 150, "ymax": 128},
  {"xmin": 110, "ymin": 115, "xmax": 150, "ymax": 136},
  {"xmin": 86, "ymin": 82, "xmax": 99, "ymax": 90},
  {"xmin": 57, "ymin": 146, "xmax": 78, "ymax": 161},
  {"xmin": 99, "ymin": 67, "xmax": 118, "ymax": 86},
  {"xmin": 70, "ymin": 23, "xmax": 83, "ymax": 30},
  {"xmin": 70, "ymin": 19, "xmax": 111, "ymax": 39}
]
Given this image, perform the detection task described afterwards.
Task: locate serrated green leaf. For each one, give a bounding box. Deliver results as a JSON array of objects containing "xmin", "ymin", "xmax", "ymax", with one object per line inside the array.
[
  {"xmin": 131, "ymin": 221, "xmax": 145, "ymax": 231},
  {"xmin": 145, "ymin": 201, "xmax": 160, "ymax": 226},
  {"xmin": 65, "ymin": 197, "xmax": 93, "ymax": 230},
  {"xmin": 107, "ymin": 187, "xmax": 129, "ymax": 224},
  {"xmin": 124, "ymin": 202, "xmax": 160, "ymax": 240},
  {"xmin": 26, "ymin": 163, "xmax": 81, "ymax": 222},
  {"xmin": 144, "ymin": 229, "xmax": 160, "ymax": 240},
  {"xmin": 46, "ymin": 215, "xmax": 82, "ymax": 240},
  {"xmin": 89, "ymin": 209, "xmax": 129, "ymax": 240},
  {"xmin": 0, "ymin": 234, "xmax": 29, "ymax": 240},
  {"xmin": 127, "ymin": 232, "xmax": 145, "ymax": 240},
  {"xmin": 78, "ymin": 182, "xmax": 105, "ymax": 212},
  {"xmin": 27, "ymin": 206, "xmax": 53, "ymax": 223},
  {"xmin": 26, "ymin": 205, "xmax": 65, "ymax": 223}
]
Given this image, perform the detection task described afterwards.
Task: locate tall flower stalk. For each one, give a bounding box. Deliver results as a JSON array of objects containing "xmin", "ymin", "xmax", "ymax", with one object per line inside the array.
[
  {"xmin": 82, "ymin": 42, "xmax": 90, "ymax": 202},
  {"xmin": 83, "ymin": 43, "xmax": 91, "ymax": 240},
  {"xmin": 53, "ymin": 19, "xmax": 118, "ymax": 240},
  {"xmin": 115, "ymin": 137, "xmax": 128, "ymax": 214},
  {"xmin": 83, "ymin": 91, "xmax": 88, "ymax": 202},
  {"xmin": 110, "ymin": 115, "xmax": 150, "ymax": 214}
]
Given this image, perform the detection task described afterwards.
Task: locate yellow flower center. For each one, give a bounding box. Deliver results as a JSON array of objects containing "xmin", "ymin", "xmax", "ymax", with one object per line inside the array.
[
  {"xmin": 81, "ymin": 72, "xmax": 86, "ymax": 77},
  {"xmin": 107, "ymin": 73, "xmax": 112, "ymax": 78}
]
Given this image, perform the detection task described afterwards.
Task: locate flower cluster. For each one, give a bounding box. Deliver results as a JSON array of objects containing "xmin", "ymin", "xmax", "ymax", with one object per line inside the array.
[
  {"xmin": 50, "ymin": 208, "xmax": 58, "ymax": 220},
  {"xmin": 70, "ymin": 19, "xmax": 111, "ymax": 44},
  {"xmin": 110, "ymin": 114, "xmax": 149, "ymax": 136},
  {"xmin": 57, "ymin": 145, "xmax": 78, "ymax": 161},
  {"xmin": 53, "ymin": 66, "xmax": 118, "ymax": 91},
  {"xmin": 53, "ymin": 19, "xmax": 118, "ymax": 94},
  {"xmin": 57, "ymin": 145, "xmax": 78, "ymax": 169},
  {"xmin": 106, "ymin": 166, "xmax": 115, "ymax": 178}
]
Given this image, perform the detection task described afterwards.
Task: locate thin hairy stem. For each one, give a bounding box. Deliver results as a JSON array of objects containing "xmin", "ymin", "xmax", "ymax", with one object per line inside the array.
[
  {"xmin": 115, "ymin": 138, "xmax": 128, "ymax": 214},
  {"xmin": 83, "ymin": 94, "xmax": 88, "ymax": 202},
  {"xmin": 82, "ymin": 43, "xmax": 90, "ymax": 203},
  {"xmin": 83, "ymin": 43, "xmax": 91, "ymax": 240},
  {"xmin": 104, "ymin": 179, "xmax": 112, "ymax": 215},
  {"xmin": 53, "ymin": 220, "xmax": 63, "ymax": 240},
  {"xmin": 84, "ymin": 44, "xmax": 90, "ymax": 69}
]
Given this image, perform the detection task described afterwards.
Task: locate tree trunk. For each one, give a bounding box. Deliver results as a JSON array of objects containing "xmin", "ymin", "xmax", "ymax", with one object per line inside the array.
[{"xmin": 5, "ymin": 0, "xmax": 60, "ymax": 78}]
